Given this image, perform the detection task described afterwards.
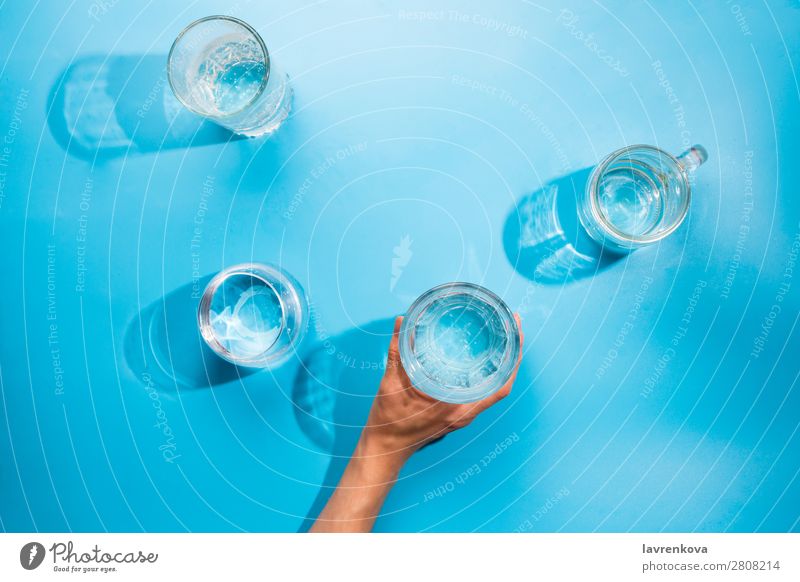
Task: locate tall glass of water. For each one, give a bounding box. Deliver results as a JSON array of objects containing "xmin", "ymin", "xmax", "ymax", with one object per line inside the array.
[
  {"xmin": 198, "ymin": 263, "xmax": 307, "ymax": 368},
  {"xmin": 399, "ymin": 283, "xmax": 521, "ymax": 404},
  {"xmin": 578, "ymin": 144, "xmax": 708, "ymax": 252},
  {"xmin": 167, "ymin": 16, "xmax": 292, "ymax": 137}
]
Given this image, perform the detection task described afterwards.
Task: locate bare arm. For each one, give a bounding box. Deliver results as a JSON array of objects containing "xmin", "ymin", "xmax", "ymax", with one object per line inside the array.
[{"xmin": 310, "ymin": 315, "xmax": 523, "ymax": 533}]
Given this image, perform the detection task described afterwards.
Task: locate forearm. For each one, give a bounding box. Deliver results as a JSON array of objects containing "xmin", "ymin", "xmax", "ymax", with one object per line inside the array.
[{"xmin": 310, "ymin": 433, "xmax": 408, "ymax": 532}]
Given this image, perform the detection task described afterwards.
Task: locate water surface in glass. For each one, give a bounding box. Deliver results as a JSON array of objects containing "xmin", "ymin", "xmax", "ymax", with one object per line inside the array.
[
  {"xmin": 208, "ymin": 273, "xmax": 283, "ymax": 360},
  {"xmin": 596, "ymin": 161, "xmax": 665, "ymax": 237},
  {"xmin": 413, "ymin": 294, "xmax": 508, "ymax": 389},
  {"xmin": 193, "ymin": 37, "xmax": 266, "ymax": 115},
  {"xmin": 168, "ymin": 16, "xmax": 292, "ymax": 136}
]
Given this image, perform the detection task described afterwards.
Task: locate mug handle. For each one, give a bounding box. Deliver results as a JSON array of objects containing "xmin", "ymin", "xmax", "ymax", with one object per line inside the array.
[{"xmin": 676, "ymin": 145, "xmax": 709, "ymax": 172}]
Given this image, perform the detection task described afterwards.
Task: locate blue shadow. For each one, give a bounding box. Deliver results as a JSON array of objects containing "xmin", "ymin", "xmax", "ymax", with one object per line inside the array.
[
  {"xmin": 47, "ymin": 54, "xmax": 243, "ymax": 160},
  {"xmin": 294, "ymin": 317, "xmax": 396, "ymax": 530},
  {"xmin": 503, "ymin": 167, "xmax": 623, "ymax": 285},
  {"xmin": 123, "ymin": 276, "xmax": 258, "ymax": 390}
]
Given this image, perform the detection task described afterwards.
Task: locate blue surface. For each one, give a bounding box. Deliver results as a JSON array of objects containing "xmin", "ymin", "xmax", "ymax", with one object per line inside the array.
[{"xmin": 1, "ymin": 0, "xmax": 799, "ymax": 532}]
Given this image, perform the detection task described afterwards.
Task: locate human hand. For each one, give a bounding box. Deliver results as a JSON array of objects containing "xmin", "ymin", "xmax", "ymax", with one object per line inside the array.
[
  {"xmin": 311, "ymin": 314, "xmax": 523, "ymax": 532},
  {"xmin": 357, "ymin": 314, "xmax": 524, "ymax": 468}
]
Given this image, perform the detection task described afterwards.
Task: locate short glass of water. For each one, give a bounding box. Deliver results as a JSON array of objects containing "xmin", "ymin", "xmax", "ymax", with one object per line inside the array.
[
  {"xmin": 198, "ymin": 263, "xmax": 307, "ymax": 368},
  {"xmin": 578, "ymin": 144, "xmax": 708, "ymax": 252},
  {"xmin": 167, "ymin": 15, "xmax": 292, "ymax": 137},
  {"xmin": 399, "ymin": 283, "xmax": 521, "ymax": 404}
]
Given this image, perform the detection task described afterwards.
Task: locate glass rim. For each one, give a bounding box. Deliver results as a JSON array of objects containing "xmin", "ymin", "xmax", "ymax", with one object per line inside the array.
[
  {"xmin": 197, "ymin": 263, "xmax": 286, "ymax": 366},
  {"xmin": 399, "ymin": 282, "xmax": 520, "ymax": 403},
  {"xmin": 167, "ymin": 15, "xmax": 271, "ymax": 119},
  {"xmin": 586, "ymin": 144, "xmax": 692, "ymax": 246}
]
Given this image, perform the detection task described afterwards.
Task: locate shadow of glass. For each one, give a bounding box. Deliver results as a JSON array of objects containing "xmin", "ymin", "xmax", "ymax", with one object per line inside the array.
[
  {"xmin": 48, "ymin": 54, "xmax": 243, "ymax": 160},
  {"xmin": 504, "ymin": 167, "xmax": 623, "ymax": 285},
  {"xmin": 124, "ymin": 276, "xmax": 258, "ymax": 391},
  {"xmin": 293, "ymin": 317, "xmax": 396, "ymax": 530}
]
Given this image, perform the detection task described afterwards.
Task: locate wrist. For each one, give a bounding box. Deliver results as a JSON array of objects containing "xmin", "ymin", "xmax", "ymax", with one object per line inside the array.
[
  {"xmin": 312, "ymin": 430, "xmax": 405, "ymax": 533},
  {"xmin": 355, "ymin": 427, "xmax": 413, "ymax": 475}
]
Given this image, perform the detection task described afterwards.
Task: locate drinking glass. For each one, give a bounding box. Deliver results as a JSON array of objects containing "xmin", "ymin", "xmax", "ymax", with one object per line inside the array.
[
  {"xmin": 198, "ymin": 263, "xmax": 307, "ymax": 367},
  {"xmin": 167, "ymin": 15, "xmax": 292, "ymax": 137},
  {"xmin": 399, "ymin": 283, "xmax": 521, "ymax": 404},
  {"xmin": 578, "ymin": 144, "xmax": 708, "ymax": 252}
]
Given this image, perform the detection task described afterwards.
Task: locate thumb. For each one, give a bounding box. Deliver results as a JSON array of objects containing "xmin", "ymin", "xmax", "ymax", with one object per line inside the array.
[{"xmin": 386, "ymin": 316, "xmax": 404, "ymax": 369}]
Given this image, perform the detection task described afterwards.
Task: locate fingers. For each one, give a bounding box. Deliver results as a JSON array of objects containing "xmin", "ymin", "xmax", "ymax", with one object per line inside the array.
[
  {"xmin": 470, "ymin": 314, "xmax": 524, "ymax": 414},
  {"xmin": 502, "ymin": 312, "xmax": 523, "ymax": 387},
  {"xmin": 496, "ymin": 341, "xmax": 522, "ymax": 400},
  {"xmin": 513, "ymin": 313, "xmax": 524, "ymax": 371},
  {"xmin": 468, "ymin": 375, "xmax": 514, "ymax": 415},
  {"xmin": 471, "ymin": 383, "xmax": 511, "ymax": 415}
]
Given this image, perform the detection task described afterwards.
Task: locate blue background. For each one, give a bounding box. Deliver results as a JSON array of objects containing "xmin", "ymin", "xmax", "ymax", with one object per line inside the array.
[{"xmin": 1, "ymin": 0, "xmax": 799, "ymax": 532}]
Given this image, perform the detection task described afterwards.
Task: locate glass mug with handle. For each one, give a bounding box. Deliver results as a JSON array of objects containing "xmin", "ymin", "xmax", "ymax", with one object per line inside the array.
[
  {"xmin": 167, "ymin": 15, "xmax": 292, "ymax": 137},
  {"xmin": 578, "ymin": 144, "xmax": 708, "ymax": 252}
]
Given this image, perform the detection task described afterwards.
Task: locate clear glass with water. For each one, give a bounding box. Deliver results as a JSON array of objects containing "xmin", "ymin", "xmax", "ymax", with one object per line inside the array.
[
  {"xmin": 399, "ymin": 283, "xmax": 521, "ymax": 404},
  {"xmin": 578, "ymin": 144, "xmax": 708, "ymax": 251},
  {"xmin": 167, "ymin": 16, "xmax": 292, "ymax": 137},
  {"xmin": 198, "ymin": 263, "xmax": 307, "ymax": 367}
]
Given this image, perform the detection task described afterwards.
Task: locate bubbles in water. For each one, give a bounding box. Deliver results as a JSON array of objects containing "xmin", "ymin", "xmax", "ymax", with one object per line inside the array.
[
  {"xmin": 209, "ymin": 274, "xmax": 283, "ymax": 360},
  {"xmin": 194, "ymin": 39, "xmax": 266, "ymax": 114},
  {"xmin": 413, "ymin": 295, "xmax": 508, "ymax": 389}
]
